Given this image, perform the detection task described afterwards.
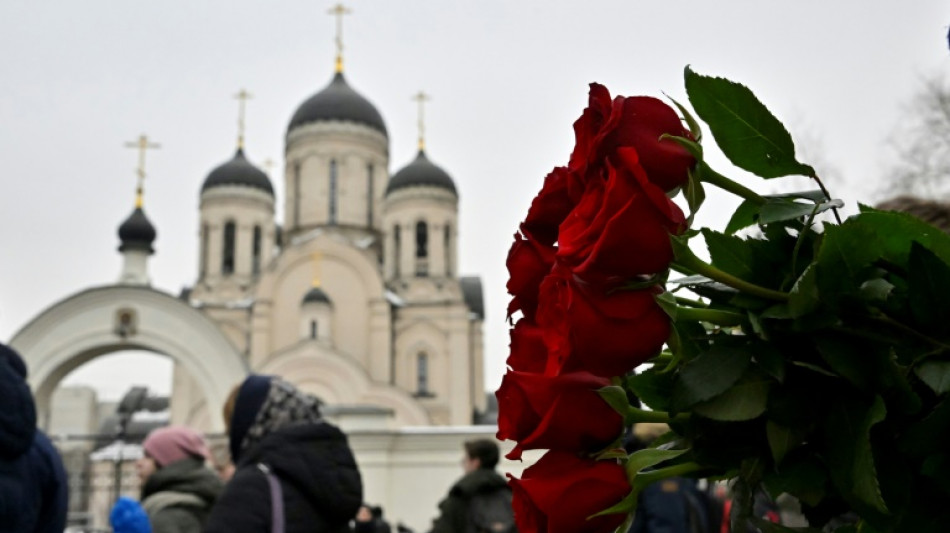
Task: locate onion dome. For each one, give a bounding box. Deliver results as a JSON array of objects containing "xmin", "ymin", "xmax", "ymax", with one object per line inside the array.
[
  {"xmin": 118, "ymin": 207, "xmax": 156, "ymax": 253},
  {"xmin": 201, "ymin": 149, "xmax": 274, "ymax": 196},
  {"xmin": 302, "ymin": 286, "xmax": 332, "ymax": 306},
  {"xmin": 386, "ymin": 150, "xmax": 457, "ymax": 196},
  {"xmin": 288, "ymin": 72, "xmax": 387, "ymax": 136}
]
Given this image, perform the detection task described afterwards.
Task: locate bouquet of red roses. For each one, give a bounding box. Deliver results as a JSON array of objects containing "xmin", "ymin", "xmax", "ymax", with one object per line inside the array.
[{"xmin": 498, "ymin": 68, "xmax": 950, "ymax": 533}]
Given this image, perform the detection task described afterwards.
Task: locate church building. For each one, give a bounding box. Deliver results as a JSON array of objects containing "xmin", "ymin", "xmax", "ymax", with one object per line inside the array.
[{"xmin": 107, "ymin": 21, "xmax": 486, "ymax": 430}]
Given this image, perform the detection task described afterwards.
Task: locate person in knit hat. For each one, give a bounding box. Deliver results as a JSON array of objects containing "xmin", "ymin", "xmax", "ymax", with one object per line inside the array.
[
  {"xmin": 0, "ymin": 343, "xmax": 68, "ymax": 533},
  {"xmin": 204, "ymin": 374, "xmax": 363, "ymax": 533},
  {"xmin": 136, "ymin": 425, "xmax": 223, "ymax": 533}
]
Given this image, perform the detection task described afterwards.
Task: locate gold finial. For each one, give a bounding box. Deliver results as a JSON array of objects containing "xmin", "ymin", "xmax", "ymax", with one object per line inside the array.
[
  {"xmin": 412, "ymin": 91, "xmax": 431, "ymax": 152},
  {"xmin": 311, "ymin": 251, "xmax": 323, "ymax": 287},
  {"xmin": 124, "ymin": 134, "xmax": 161, "ymax": 208},
  {"xmin": 234, "ymin": 88, "xmax": 253, "ymax": 150},
  {"xmin": 327, "ymin": 3, "xmax": 351, "ymax": 73}
]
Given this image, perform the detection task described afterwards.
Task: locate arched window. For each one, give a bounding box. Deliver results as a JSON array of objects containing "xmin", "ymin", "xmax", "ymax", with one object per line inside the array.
[
  {"xmin": 417, "ymin": 352, "xmax": 429, "ymax": 395},
  {"xmin": 416, "ymin": 221, "xmax": 428, "ymax": 258},
  {"xmin": 367, "ymin": 164, "xmax": 374, "ymax": 227},
  {"xmin": 252, "ymin": 225, "xmax": 262, "ymax": 275},
  {"xmin": 200, "ymin": 223, "xmax": 209, "ymax": 277},
  {"xmin": 393, "ymin": 225, "xmax": 401, "ymax": 278},
  {"xmin": 293, "ymin": 163, "xmax": 301, "ymax": 227},
  {"xmin": 310, "ymin": 320, "xmax": 318, "ymax": 340},
  {"xmin": 222, "ymin": 221, "xmax": 236, "ymax": 275},
  {"xmin": 329, "ymin": 159, "xmax": 338, "ymax": 225},
  {"xmin": 444, "ymin": 224, "xmax": 451, "ymax": 277}
]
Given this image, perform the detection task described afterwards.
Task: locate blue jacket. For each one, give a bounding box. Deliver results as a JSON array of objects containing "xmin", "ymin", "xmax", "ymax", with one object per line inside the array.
[{"xmin": 0, "ymin": 344, "xmax": 69, "ymax": 533}]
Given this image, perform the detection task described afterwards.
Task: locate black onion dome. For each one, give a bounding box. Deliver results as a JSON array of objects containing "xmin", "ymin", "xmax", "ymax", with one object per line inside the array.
[
  {"xmin": 386, "ymin": 150, "xmax": 458, "ymax": 196},
  {"xmin": 288, "ymin": 72, "xmax": 387, "ymax": 136},
  {"xmin": 302, "ymin": 286, "xmax": 332, "ymax": 305},
  {"xmin": 118, "ymin": 207, "xmax": 156, "ymax": 253},
  {"xmin": 201, "ymin": 149, "xmax": 274, "ymax": 196}
]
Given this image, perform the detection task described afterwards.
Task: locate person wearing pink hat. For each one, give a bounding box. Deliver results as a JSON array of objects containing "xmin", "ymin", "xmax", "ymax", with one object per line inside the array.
[{"xmin": 136, "ymin": 426, "xmax": 223, "ymax": 533}]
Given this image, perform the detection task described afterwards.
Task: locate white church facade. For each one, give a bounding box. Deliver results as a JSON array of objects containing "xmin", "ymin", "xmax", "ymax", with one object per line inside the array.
[{"xmin": 12, "ymin": 44, "xmax": 488, "ymax": 433}]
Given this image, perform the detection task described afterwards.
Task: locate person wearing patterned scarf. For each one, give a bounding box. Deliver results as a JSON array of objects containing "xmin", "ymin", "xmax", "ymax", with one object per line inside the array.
[{"xmin": 204, "ymin": 374, "xmax": 363, "ymax": 533}]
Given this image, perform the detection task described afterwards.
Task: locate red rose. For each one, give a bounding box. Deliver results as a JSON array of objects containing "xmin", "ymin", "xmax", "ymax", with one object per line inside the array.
[
  {"xmin": 506, "ymin": 231, "xmax": 556, "ymax": 320},
  {"xmin": 496, "ymin": 370, "xmax": 623, "ymax": 459},
  {"xmin": 569, "ymin": 83, "xmax": 695, "ymax": 192},
  {"xmin": 507, "ymin": 318, "xmax": 548, "ymax": 373},
  {"xmin": 558, "ymin": 147, "xmax": 686, "ymax": 280},
  {"xmin": 537, "ymin": 266, "xmax": 671, "ymax": 377},
  {"xmin": 509, "ymin": 451, "xmax": 630, "ymax": 533},
  {"xmin": 522, "ymin": 166, "xmax": 583, "ymax": 246}
]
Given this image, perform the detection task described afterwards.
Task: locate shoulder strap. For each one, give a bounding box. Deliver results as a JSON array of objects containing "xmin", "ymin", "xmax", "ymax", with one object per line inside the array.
[{"xmin": 258, "ymin": 463, "xmax": 285, "ymax": 533}]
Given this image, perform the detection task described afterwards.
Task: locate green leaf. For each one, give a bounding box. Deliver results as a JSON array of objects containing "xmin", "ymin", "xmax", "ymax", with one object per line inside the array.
[
  {"xmin": 654, "ymin": 288, "xmax": 679, "ymax": 320},
  {"xmin": 758, "ymin": 198, "xmax": 842, "ymax": 225},
  {"xmin": 816, "ymin": 211, "xmax": 950, "ymax": 304},
  {"xmin": 916, "ymin": 360, "xmax": 950, "ymax": 395},
  {"xmin": 823, "ymin": 395, "xmax": 888, "ymax": 514},
  {"xmin": 666, "ymin": 94, "xmax": 703, "ymax": 141},
  {"xmin": 753, "ymin": 344, "xmax": 786, "ymax": 382},
  {"xmin": 788, "ymin": 264, "xmax": 820, "ymax": 318},
  {"xmin": 763, "ymin": 456, "xmax": 827, "ymax": 507},
  {"xmin": 627, "ymin": 368, "xmax": 675, "ymax": 412},
  {"xmin": 683, "ymin": 166, "xmax": 706, "ymax": 221},
  {"xmin": 764, "ymin": 189, "xmax": 829, "ymax": 202},
  {"xmin": 859, "ymin": 278, "xmax": 894, "ymax": 303},
  {"xmin": 587, "ymin": 490, "xmax": 637, "ymax": 519},
  {"xmin": 908, "ymin": 241, "xmax": 950, "ymax": 335},
  {"xmin": 693, "ymin": 375, "xmax": 770, "ymax": 421},
  {"xmin": 684, "ymin": 66, "xmax": 814, "ymax": 179},
  {"xmin": 625, "ymin": 447, "xmax": 688, "ymax": 478},
  {"xmin": 598, "ymin": 386, "xmax": 631, "ymax": 417},
  {"xmin": 703, "ymin": 229, "xmax": 758, "ymax": 281},
  {"xmin": 725, "ymin": 198, "xmax": 761, "ymax": 235},
  {"xmin": 661, "ymin": 134, "xmax": 703, "ymax": 161},
  {"xmin": 672, "ymin": 345, "xmax": 752, "ymax": 410},
  {"xmin": 766, "ymin": 420, "xmax": 803, "ymax": 465}
]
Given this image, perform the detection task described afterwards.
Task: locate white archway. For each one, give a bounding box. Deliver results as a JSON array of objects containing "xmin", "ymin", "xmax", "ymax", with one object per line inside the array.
[{"xmin": 9, "ymin": 285, "xmax": 249, "ymax": 432}]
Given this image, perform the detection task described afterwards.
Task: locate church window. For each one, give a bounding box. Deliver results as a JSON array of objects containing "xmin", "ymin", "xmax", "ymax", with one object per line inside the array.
[
  {"xmin": 293, "ymin": 163, "xmax": 301, "ymax": 227},
  {"xmin": 416, "ymin": 221, "xmax": 428, "ymax": 258},
  {"xmin": 417, "ymin": 352, "xmax": 430, "ymax": 395},
  {"xmin": 393, "ymin": 225, "xmax": 401, "ymax": 278},
  {"xmin": 310, "ymin": 320, "xmax": 318, "ymax": 340},
  {"xmin": 367, "ymin": 164, "xmax": 374, "ymax": 227},
  {"xmin": 222, "ymin": 221, "xmax": 236, "ymax": 275},
  {"xmin": 200, "ymin": 223, "xmax": 209, "ymax": 277},
  {"xmin": 444, "ymin": 224, "xmax": 451, "ymax": 277},
  {"xmin": 252, "ymin": 225, "xmax": 262, "ymax": 275},
  {"xmin": 329, "ymin": 159, "xmax": 338, "ymax": 225}
]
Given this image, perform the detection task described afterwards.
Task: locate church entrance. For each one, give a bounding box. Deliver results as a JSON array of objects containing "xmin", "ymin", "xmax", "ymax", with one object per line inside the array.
[{"xmin": 9, "ymin": 284, "xmax": 249, "ymax": 433}]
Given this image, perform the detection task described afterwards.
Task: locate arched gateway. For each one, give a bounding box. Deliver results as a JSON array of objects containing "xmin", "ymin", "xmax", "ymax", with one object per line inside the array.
[{"xmin": 10, "ymin": 284, "xmax": 248, "ymax": 433}]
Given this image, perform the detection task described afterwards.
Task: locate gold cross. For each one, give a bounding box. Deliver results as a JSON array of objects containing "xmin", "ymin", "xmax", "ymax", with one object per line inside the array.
[
  {"xmin": 327, "ymin": 3, "xmax": 351, "ymax": 73},
  {"xmin": 124, "ymin": 134, "xmax": 161, "ymax": 208},
  {"xmin": 412, "ymin": 91, "xmax": 431, "ymax": 152},
  {"xmin": 311, "ymin": 252, "xmax": 323, "ymax": 287},
  {"xmin": 234, "ymin": 88, "xmax": 253, "ymax": 150}
]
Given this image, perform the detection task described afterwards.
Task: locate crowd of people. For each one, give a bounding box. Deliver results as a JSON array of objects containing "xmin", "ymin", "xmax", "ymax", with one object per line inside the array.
[{"xmin": 2, "ymin": 338, "xmax": 790, "ymax": 533}]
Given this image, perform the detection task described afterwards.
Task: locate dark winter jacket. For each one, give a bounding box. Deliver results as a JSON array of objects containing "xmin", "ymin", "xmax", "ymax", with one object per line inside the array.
[
  {"xmin": 141, "ymin": 456, "xmax": 222, "ymax": 533},
  {"xmin": 629, "ymin": 477, "xmax": 711, "ymax": 533},
  {"xmin": 204, "ymin": 422, "xmax": 362, "ymax": 533},
  {"xmin": 429, "ymin": 468, "xmax": 510, "ymax": 533},
  {"xmin": 0, "ymin": 344, "xmax": 68, "ymax": 533}
]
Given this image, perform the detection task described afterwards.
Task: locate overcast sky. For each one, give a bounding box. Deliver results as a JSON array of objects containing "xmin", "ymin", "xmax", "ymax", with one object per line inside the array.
[{"xmin": 1, "ymin": 1, "xmax": 948, "ymax": 401}]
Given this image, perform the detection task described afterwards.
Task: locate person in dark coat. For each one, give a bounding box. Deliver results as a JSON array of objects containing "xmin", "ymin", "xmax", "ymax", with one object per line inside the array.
[
  {"xmin": 0, "ymin": 343, "xmax": 68, "ymax": 533},
  {"xmin": 353, "ymin": 503, "xmax": 392, "ymax": 533},
  {"xmin": 136, "ymin": 426, "xmax": 222, "ymax": 533},
  {"xmin": 204, "ymin": 374, "xmax": 363, "ymax": 533},
  {"xmin": 429, "ymin": 439, "xmax": 513, "ymax": 533}
]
